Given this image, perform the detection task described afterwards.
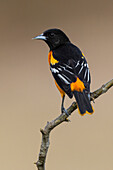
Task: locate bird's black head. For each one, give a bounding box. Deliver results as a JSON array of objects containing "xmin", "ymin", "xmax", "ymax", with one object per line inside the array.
[{"xmin": 33, "ymin": 28, "xmax": 70, "ymax": 50}]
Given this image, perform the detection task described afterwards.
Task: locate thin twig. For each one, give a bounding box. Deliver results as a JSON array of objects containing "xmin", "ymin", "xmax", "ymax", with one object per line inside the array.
[{"xmin": 35, "ymin": 79, "xmax": 113, "ymax": 170}]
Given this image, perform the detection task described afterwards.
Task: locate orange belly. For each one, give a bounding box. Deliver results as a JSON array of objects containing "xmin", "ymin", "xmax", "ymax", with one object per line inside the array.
[{"xmin": 54, "ymin": 80, "xmax": 65, "ymax": 98}]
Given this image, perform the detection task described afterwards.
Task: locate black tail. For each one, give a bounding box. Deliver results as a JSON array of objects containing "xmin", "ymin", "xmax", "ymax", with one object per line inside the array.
[{"xmin": 73, "ymin": 90, "xmax": 94, "ymax": 115}]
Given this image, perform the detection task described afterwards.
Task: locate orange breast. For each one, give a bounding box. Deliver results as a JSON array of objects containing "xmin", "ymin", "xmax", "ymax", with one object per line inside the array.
[
  {"xmin": 48, "ymin": 51, "xmax": 52, "ymax": 65},
  {"xmin": 48, "ymin": 51, "xmax": 65, "ymax": 97}
]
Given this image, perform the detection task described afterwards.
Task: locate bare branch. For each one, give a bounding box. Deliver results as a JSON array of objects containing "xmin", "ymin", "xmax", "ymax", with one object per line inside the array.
[{"xmin": 35, "ymin": 79, "xmax": 113, "ymax": 170}]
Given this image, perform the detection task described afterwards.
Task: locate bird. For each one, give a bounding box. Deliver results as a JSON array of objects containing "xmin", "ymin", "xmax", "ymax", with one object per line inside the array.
[{"xmin": 33, "ymin": 28, "xmax": 94, "ymax": 116}]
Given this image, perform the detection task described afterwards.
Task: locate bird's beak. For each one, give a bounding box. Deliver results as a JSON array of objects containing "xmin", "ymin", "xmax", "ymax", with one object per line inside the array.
[{"xmin": 32, "ymin": 33, "xmax": 47, "ymax": 40}]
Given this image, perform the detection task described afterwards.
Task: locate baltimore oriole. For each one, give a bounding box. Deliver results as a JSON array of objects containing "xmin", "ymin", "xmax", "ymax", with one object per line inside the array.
[{"xmin": 33, "ymin": 28, "xmax": 94, "ymax": 116}]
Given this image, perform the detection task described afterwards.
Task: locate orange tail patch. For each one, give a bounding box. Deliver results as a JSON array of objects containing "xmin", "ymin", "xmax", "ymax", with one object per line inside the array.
[{"xmin": 70, "ymin": 77, "xmax": 85, "ymax": 92}]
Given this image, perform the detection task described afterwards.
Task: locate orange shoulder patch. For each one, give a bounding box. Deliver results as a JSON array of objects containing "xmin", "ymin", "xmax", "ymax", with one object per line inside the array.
[
  {"xmin": 48, "ymin": 51, "xmax": 59, "ymax": 65},
  {"xmin": 70, "ymin": 77, "xmax": 85, "ymax": 92}
]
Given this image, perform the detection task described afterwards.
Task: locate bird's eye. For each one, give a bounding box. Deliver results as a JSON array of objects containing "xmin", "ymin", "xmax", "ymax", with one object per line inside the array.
[{"xmin": 49, "ymin": 32, "xmax": 55, "ymax": 37}]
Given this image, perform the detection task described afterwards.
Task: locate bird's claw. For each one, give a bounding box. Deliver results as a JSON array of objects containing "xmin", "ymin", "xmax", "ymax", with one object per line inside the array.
[
  {"xmin": 62, "ymin": 107, "xmax": 69, "ymax": 116},
  {"xmin": 91, "ymin": 96, "xmax": 95, "ymax": 103}
]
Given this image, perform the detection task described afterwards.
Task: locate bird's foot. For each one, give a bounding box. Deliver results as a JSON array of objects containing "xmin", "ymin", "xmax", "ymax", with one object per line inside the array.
[
  {"xmin": 61, "ymin": 107, "xmax": 69, "ymax": 116},
  {"xmin": 90, "ymin": 96, "xmax": 95, "ymax": 103}
]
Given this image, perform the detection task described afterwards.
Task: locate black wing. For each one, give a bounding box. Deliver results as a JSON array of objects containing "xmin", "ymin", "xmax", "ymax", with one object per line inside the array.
[
  {"xmin": 50, "ymin": 62, "xmax": 75, "ymax": 98},
  {"xmin": 52, "ymin": 43, "xmax": 91, "ymax": 91},
  {"xmin": 50, "ymin": 43, "xmax": 91, "ymax": 97},
  {"xmin": 69, "ymin": 56, "xmax": 91, "ymax": 92}
]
